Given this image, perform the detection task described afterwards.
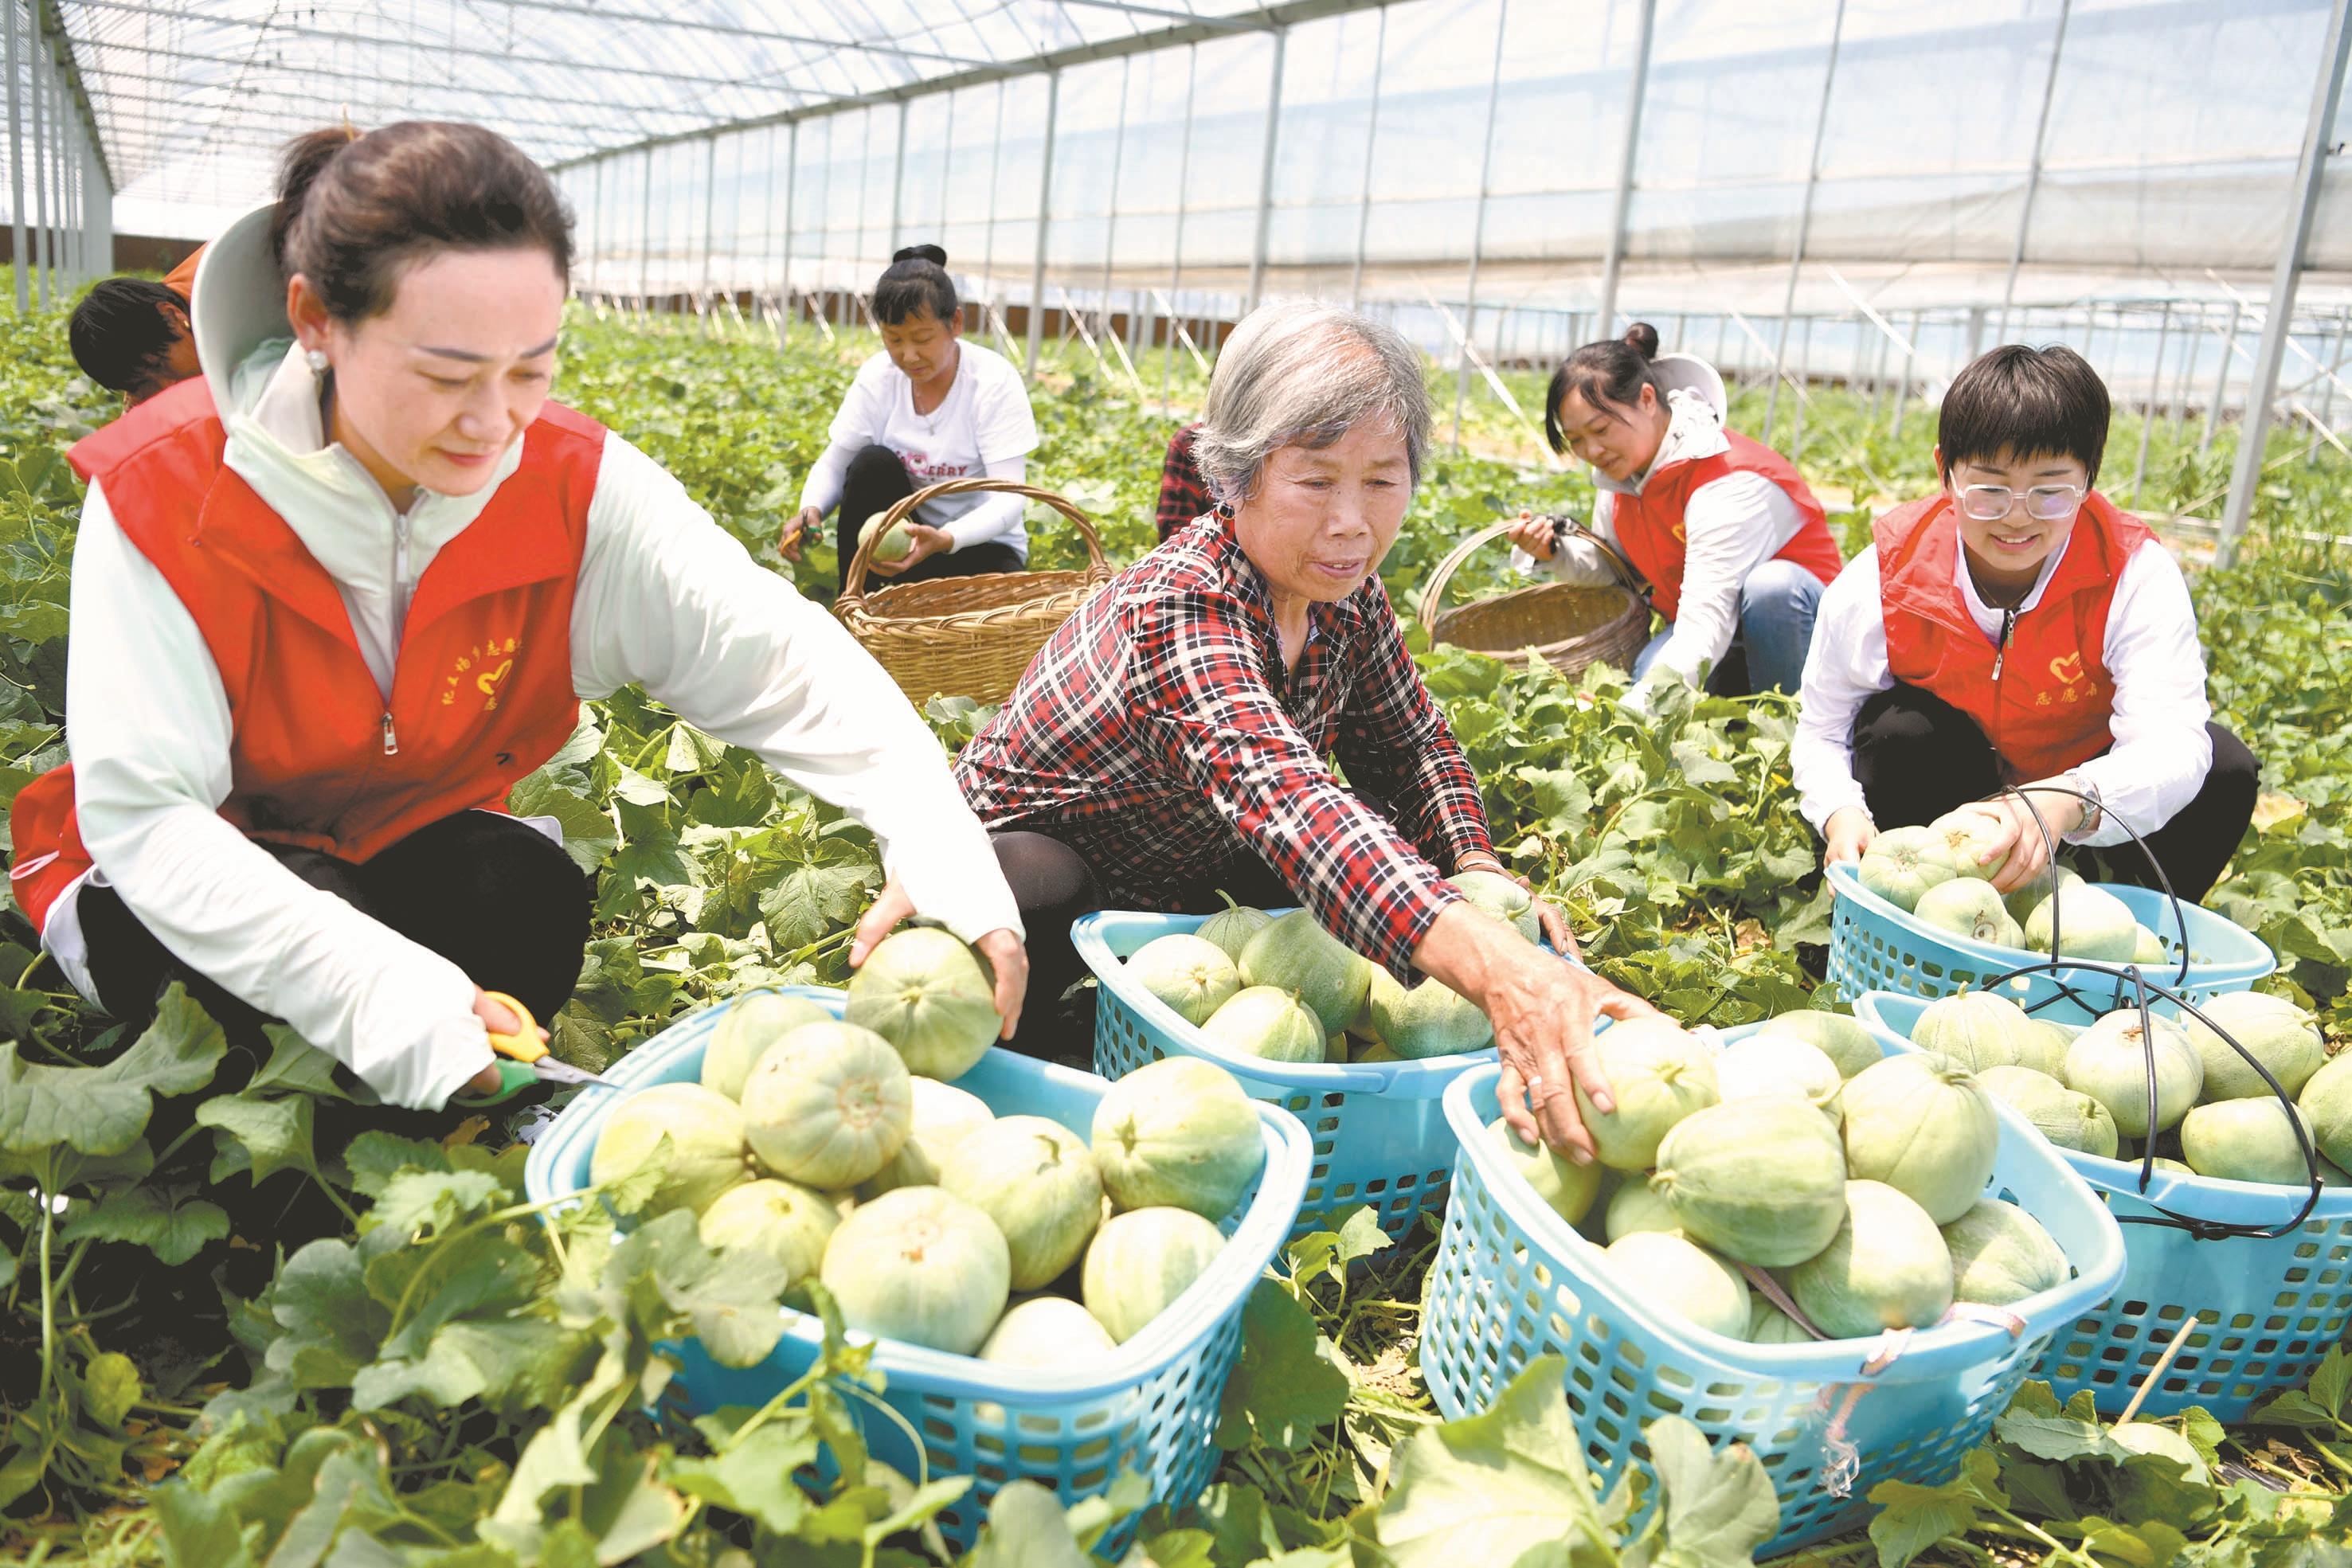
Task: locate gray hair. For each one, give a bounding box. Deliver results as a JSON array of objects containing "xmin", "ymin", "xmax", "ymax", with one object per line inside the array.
[{"xmin": 1192, "ymin": 302, "xmax": 1432, "ymax": 509}]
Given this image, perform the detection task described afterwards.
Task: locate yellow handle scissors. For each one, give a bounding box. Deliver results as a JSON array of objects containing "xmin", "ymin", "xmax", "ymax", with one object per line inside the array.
[{"xmin": 455, "ymin": 991, "xmax": 623, "ymax": 1107}]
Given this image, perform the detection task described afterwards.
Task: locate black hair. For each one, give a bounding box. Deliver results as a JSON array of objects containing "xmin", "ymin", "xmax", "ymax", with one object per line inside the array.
[
  {"xmin": 275, "ymin": 121, "xmax": 574, "ymax": 323},
  {"xmin": 874, "ymin": 244, "xmax": 958, "ymax": 327},
  {"xmin": 69, "ymin": 278, "xmax": 191, "ymax": 397},
  {"xmin": 1544, "ymin": 322, "xmax": 1664, "ymax": 455},
  {"xmin": 1937, "ymin": 344, "xmax": 2111, "ymax": 486}
]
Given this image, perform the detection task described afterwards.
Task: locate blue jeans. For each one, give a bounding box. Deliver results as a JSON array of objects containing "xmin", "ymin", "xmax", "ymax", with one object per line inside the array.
[{"xmin": 1631, "ymin": 557, "xmax": 1825, "ymax": 697}]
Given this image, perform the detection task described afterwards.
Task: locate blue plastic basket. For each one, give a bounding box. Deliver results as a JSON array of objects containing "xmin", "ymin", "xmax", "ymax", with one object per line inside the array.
[
  {"xmin": 522, "ymin": 987, "xmax": 1313, "ymax": 1554},
  {"xmin": 1825, "ymin": 861, "xmax": 2273, "ymax": 1010},
  {"xmin": 1074, "ymin": 909, "xmax": 1503, "ymax": 1241},
  {"xmin": 1855, "ymin": 990, "xmax": 2352, "ymax": 1421},
  {"xmin": 1418, "ymin": 1023, "xmax": 2127, "ymax": 1556}
]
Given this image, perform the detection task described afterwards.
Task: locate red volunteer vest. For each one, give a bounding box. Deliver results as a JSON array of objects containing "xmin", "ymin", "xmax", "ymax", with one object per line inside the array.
[
  {"xmin": 1608, "ymin": 429, "xmax": 1842, "ymax": 623},
  {"xmin": 8, "ymin": 377, "xmax": 604, "ymax": 932},
  {"xmin": 1876, "ymin": 491, "xmax": 2152, "ymax": 783}
]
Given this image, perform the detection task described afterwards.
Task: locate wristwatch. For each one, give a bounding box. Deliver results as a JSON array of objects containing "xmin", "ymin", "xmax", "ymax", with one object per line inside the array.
[{"xmin": 2062, "ymin": 772, "xmax": 2103, "ymax": 836}]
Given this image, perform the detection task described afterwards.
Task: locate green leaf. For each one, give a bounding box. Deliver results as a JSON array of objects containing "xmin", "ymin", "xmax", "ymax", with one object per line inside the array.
[
  {"xmin": 761, "ymin": 860, "xmax": 878, "ymax": 952},
  {"xmin": 343, "ymin": 1131, "xmax": 452, "ymax": 1198},
  {"xmin": 198, "ymin": 1090, "xmax": 321, "ymax": 1187},
  {"xmin": 245, "ymin": 1026, "xmax": 360, "ymax": 1101},
  {"xmin": 967, "ymin": 1479, "xmax": 1098, "ymax": 1568},
  {"xmin": 80, "ymin": 1349, "xmax": 141, "ymax": 1429},
  {"xmin": 1867, "ymin": 1449, "xmax": 2006, "ymax": 1568},
  {"xmin": 1642, "ymin": 1415, "xmax": 1778, "ymax": 1567},
  {"xmin": 1215, "ymin": 1279, "xmax": 1349, "ymax": 1451},
  {"xmin": 266, "ymin": 1238, "xmax": 388, "ymax": 1389},
  {"xmin": 665, "ymin": 1421, "xmax": 821, "ymax": 1534},
  {"xmin": 0, "ymin": 984, "xmax": 225, "ymax": 1155},
  {"xmin": 1284, "ymin": 1205, "xmax": 1392, "ymax": 1294},
  {"xmin": 1376, "ymin": 1353, "xmax": 1597, "ymax": 1566},
  {"xmin": 59, "ymin": 1183, "xmax": 229, "ymax": 1265},
  {"xmin": 510, "ymin": 771, "xmax": 621, "ymax": 874},
  {"xmin": 155, "ymin": 1479, "xmax": 258, "ymax": 1568}
]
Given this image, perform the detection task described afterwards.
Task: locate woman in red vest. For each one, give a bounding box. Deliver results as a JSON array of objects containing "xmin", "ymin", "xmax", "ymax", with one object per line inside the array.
[
  {"xmin": 1792, "ymin": 345, "xmax": 2256, "ymax": 901},
  {"xmin": 1505, "ymin": 324, "xmax": 1843, "ymax": 709},
  {"xmin": 9, "ymin": 123, "xmax": 1027, "ymax": 1111}
]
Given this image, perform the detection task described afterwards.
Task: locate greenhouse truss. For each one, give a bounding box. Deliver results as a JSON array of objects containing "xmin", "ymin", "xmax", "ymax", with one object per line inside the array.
[{"xmin": 3, "ymin": 0, "xmax": 2350, "ymax": 549}]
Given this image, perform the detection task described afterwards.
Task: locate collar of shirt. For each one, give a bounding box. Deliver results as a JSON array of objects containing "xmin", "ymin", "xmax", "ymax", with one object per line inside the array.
[{"xmin": 1951, "ymin": 514, "xmax": 2076, "ymax": 638}]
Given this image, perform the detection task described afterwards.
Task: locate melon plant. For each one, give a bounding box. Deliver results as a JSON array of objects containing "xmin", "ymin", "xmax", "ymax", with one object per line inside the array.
[
  {"xmin": 1572, "ymin": 1018, "xmax": 1720, "ymax": 1171},
  {"xmin": 1747, "ymin": 1299, "xmax": 1815, "ymax": 1345},
  {"xmin": 845, "ymin": 926, "xmax": 1002, "ymax": 1080},
  {"xmin": 979, "ymin": 1295, "xmax": 1118, "ymax": 1370},
  {"xmin": 1912, "ymin": 991, "xmax": 2040, "ymax": 1074},
  {"xmin": 1090, "ymin": 1057, "xmax": 1263, "ymax": 1218},
  {"xmin": 1368, "ymin": 970, "xmax": 1493, "ymax": 1059},
  {"xmin": 741, "ymin": 1022, "xmax": 914, "ymax": 1190},
  {"xmin": 1712, "ymin": 1034, "xmax": 1842, "ymax": 1125},
  {"xmin": 2183, "ymin": 991, "xmax": 2325, "ymax": 1102},
  {"xmin": 1605, "ymin": 1181, "xmax": 1681, "ymax": 1241},
  {"xmin": 1487, "ymin": 1115, "xmax": 1602, "ymax": 1227},
  {"xmin": 2025, "ymin": 884, "xmax": 2141, "ymax": 962},
  {"xmin": 2064, "ymin": 1011, "xmax": 2202, "ymax": 1138},
  {"xmin": 1602, "ymin": 1232, "xmax": 1750, "ymax": 1339},
  {"xmin": 1923, "ymin": 808, "xmax": 2010, "ymax": 882},
  {"xmin": 941, "ymin": 1115, "xmax": 1105, "ymax": 1290},
  {"xmin": 1448, "ymin": 869, "xmax": 1542, "ymax": 940},
  {"xmin": 2006, "ymin": 864, "xmax": 2084, "ymax": 927},
  {"xmin": 1128, "ymin": 933, "xmax": 1243, "ymax": 1026},
  {"xmin": 1942, "ymin": 1199, "xmax": 2068, "ymax": 1306},
  {"xmin": 859, "ymin": 1077, "xmax": 996, "ymax": 1199},
  {"xmin": 1201, "ymin": 985, "xmax": 1325, "ymax": 1063},
  {"xmin": 1653, "ymin": 1098, "xmax": 1849, "ymax": 1267},
  {"xmin": 1789, "ymin": 1180, "xmax": 1955, "ymax": 1338},
  {"xmin": 1913, "ymin": 879, "xmax": 2011, "ymax": 946},
  {"xmin": 819, "ymin": 1186, "xmax": 1010, "ymax": 1355},
  {"xmin": 1082, "ymin": 1206, "xmax": 1227, "ymax": 1343},
  {"xmin": 1856, "ymin": 825, "xmax": 1962, "ymax": 912},
  {"xmin": 2108, "ymin": 1422, "xmax": 2211, "ymax": 1485},
  {"xmin": 2299, "ymin": 1054, "xmax": 2352, "ymax": 1170},
  {"xmin": 1757, "ymin": 1011, "xmax": 1882, "ymax": 1080},
  {"xmin": 701, "ymin": 991, "xmax": 836, "ymax": 1101},
  {"xmin": 1239, "ymin": 911, "xmax": 1375, "ymax": 1037},
  {"xmin": 1196, "ymin": 893, "xmax": 1274, "ymax": 963},
  {"xmin": 1840, "ymin": 1054, "xmax": 2001, "ymax": 1223},
  {"xmin": 2181, "ymin": 1099, "xmax": 2319, "ymax": 1187},
  {"xmin": 698, "ymin": 1178, "xmax": 839, "ymax": 1288},
  {"xmin": 589, "ymin": 1082, "xmax": 758, "ymax": 1217}
]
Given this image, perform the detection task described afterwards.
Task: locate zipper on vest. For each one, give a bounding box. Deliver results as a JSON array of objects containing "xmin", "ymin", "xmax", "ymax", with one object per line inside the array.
[
  {"xmin": 382, "ymin": 713, "xmax": 399, "ymax": 757},
  {"xmin": 1990, "ymin": 608, "xmax": 2016, "ymax": 681}
]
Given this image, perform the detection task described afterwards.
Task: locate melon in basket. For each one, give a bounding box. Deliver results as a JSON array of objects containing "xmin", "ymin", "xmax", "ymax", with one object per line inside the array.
[
  {"xmin": 1239, "ymin": 911, "xmax": 1375, "ymax": 1037},
  {"xmin": 1448, "ymin": 869, "xmax": 1542, "ymax": 940},
  {"xmin": 1366, "ymin": 969, "xmax": 1493, "ymax": 1058},
  {"xmin": 1912, "ymin": 879, "xmax": 2013, "ymax": 948},
  {"xmin": 1201, "ymin": 985, "xmax": 1325, "ymax": 1063},
  {"xmin": 701, "ymin": 991, "xmax": 836, "ymax": 1101},
  {"xmin": 2183, "ymin": 991, "xmax": 2325, "ymax": 1103},
  {"xmin": 1942, "ymin": 1198, "xmax": 2068, "ymax": 1307},
  {"xmin": 1756, "ymin": 1010, "xmax": 1882, "ymax": 1080},
  {"xmin": 941, "ymin": 1114, "xmax": 1105, "ymax": 1291},
  {"xmin": 1090, "ymin": 1056, "xmax": 1264, "ymax": 1218},
  {"xmin": 2024, "ymin": 884, "xmax": 2141, "ymax": 962},
  {"xmin": 2064, "ymin": 1011, "xmax": 2201, "ymax": 1138},
  {"xmin": 742, "ymin": 1021, "xmax": 914, "ymax": 1190},
  {"xmin": 1787, "ymin": 1179, "xmax": 1954, "ymax": 1337},
  {"xmin": 1923, "ymin": 809, "xmax": 2011, "ymax": 882},
  {"xmin": 1603, "ymin": 1231, "xmax": 1750, "ymax": 1339},
  {"xmin": 1856, "ymin": 826, "xmax": 1962, "ymax": 912},
  {"xmin": 1196, "ymin": 893, "xmax": 1274, "ymax": 963},
  {"xmin": 1128, "ymin": 933, "xmax": 1243, "ymax": 1026},
  {"xmin": 1082, "ymin": 1206, "xmax": 1227, "ymax": 1343},
  {"xmin": 1652, "ymin": 1098, "xmax": 1849, "ymax": 1267},
  {"xmin": 1571, "ymin": 1018, "xmax": 1720, "ymax": 1171},
  {"xmin": 1839, "ymin": 1054, "xmax": 2000, "ymax": 1224},
  {"xmin": 819, "ymin": 1185, "xmax": 1010, "ymax": 1355},
  {"xmin": 845, "ymin": 926, "xmax": 1003, "ymax": 1080},
  {"xmin": 1486, "ymin": 1115, "xmax": 1602, "ymax": 1226},
  {"xmin": 589, "ymin": 1082, "xmax": 759, "ymax": 1217}
]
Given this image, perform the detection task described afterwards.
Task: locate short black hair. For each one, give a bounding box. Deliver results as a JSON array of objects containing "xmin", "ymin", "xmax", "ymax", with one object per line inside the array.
[
  {"xmin": 70, "ymin": 278, "xmax": 190, "ymax": 396},
  {"xmin": 874, "ymin": 244, "xmax": 957, "ymax": 327},
  {"xmin": 1544, "ymin": 322, "xmax": 1662, "ymax": 455},
  {"xmin": 1938, "ymin": 344, "xmax": 2111, "ymax": 487}
]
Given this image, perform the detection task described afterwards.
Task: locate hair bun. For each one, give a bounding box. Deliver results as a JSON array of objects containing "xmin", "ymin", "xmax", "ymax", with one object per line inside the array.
[
  {"xmin": 1622, "ymin": 322, "xmax": 1661, "ymax": 360},
  {"xmin": 894, "ymin": 243, "xmax": 949, "ymax": 267}
]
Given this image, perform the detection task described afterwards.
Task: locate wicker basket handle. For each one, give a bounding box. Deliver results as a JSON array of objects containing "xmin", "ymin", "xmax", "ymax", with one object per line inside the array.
[
  {"xmin": 837, "ymin": 476, "xmax": 1110, "ymax": 604},
  {"xmin": 1415, "ymin": 514, "xmax": 1645, "ymax": 632}
]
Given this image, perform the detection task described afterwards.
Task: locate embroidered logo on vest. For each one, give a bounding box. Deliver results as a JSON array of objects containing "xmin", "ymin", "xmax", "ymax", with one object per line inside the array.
[
  {"xmin": 2046, "ymin": 651, "xmax": 2096, "ymax": 706},
  {"xmin": 444, "ymin": 636, "xmax": 522, "ymax": 710}
]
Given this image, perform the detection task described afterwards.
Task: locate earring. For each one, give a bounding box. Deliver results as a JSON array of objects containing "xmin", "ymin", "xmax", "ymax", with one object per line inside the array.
[{"xmin": 305, "ymin": 347, "xmax": 330, "ymax": 374}]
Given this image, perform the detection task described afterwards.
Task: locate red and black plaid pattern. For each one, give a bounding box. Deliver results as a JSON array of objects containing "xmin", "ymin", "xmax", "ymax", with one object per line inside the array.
[
  {"xmin": 1154, "ymin": 423, "xmax": 1214, "ymax": 543},
  {"xmin": 955, "ymin": 515, "xmax": 1493, "ymax": 976}
]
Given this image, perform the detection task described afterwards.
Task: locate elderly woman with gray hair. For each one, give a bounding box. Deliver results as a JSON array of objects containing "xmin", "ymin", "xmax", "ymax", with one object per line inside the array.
[{"xmin": 955, "ymin": 303, "xmax": 1656, "ymax": 1157}]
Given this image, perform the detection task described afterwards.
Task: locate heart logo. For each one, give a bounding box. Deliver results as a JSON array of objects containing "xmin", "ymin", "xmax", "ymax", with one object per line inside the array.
[{"xmin": 2047, "ymin": 651, "xmax": 2086, "ymax": 685}]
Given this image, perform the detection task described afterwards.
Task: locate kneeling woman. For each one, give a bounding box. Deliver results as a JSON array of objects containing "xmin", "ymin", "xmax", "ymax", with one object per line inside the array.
[
  {"xmin": 955, "ymin": 303, "xmax": 1657, "ymax": 1156},
  {"xmin": 12, "ymin": 123, "xmax": 1027, "ymax": 1111},
  {"xmin": 1792, "ymin": 345, "xmax": 2256, "ymax": 902},
  {"xmin": 1505, "ymin": 324, "xmax": 1842, "ymax": 706},
  {"xmin": 781, "ymin": 244, "xmax": 1039, "ymax": 591}
]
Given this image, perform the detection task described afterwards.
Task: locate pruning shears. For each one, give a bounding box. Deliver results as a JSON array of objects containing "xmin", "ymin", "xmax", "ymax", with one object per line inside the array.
[{"xmin": 455, "ymin": 991, "xmax": 624, "ymax": 1108}]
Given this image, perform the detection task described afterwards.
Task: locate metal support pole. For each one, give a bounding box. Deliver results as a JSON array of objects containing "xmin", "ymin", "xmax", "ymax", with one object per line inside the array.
[
  {"xmin": 1452, "ymin": 0, "xmax": 1509, "ymax": 445},
  {"xmin": 887, "ymin": 101, "xmax": 907, "ymax": 255},
  {"xmin": 1763, "ymin": 0, "xmax": 1845, "ymax": 444},
  {"xmin": 29, "ymin": 12, "xmax": 45, "ymax": 311},
  {"xmin": 2315, "ymin": 310, "xmax": 2350, "ymax": 450},
  {"xmin": 637, "ymin": 151, "xmax": 653, "ymax": 305},
  {"xmin": 1245, "ymin": 26, "xmax": 1287, "ymax": 314},
  {"xmin": 2201, "ymin": 303, "xmax": 2237, "ymax": 453},
  {"xmin": 1163, "ymin": 45, "xmax": 1196, "ymax": 407},
  {"xmin": 2218, "ymin": 0, "xmax": 2352, "ymax": 565},
  {"xmin": 1594, "ymin": 0, "xmax": 1657, "ymax": 339},
  {"xmin": 6, "ymin": 0, "xmax": 23, "ymax": 313},
  {"xmin": 781, "ymin": 122, "xmax": 799, "ymax": 320},
  {"xmin": 1997, "ymin": 0, "xmax": 2072, "ymax": 344},
  {"xmin": 1024, "ymin": 69, "xmax": 1060, "ymax": 377},
  {"xmin": 2130, "ymin": 303, "xmax": 2169, "ymax": 502},
  {"xmin": 589, "ymin": 157, "xmax": 605, "ymax": 299},
  {"xmin": 1348, "ymin": 5, "xmax": 1387, "ymax": 311},
  {"xmin": 1098, "ymin": 56, "xmax": 1129, "ymax": 340},
  {"xmin": 2173, "ymin": 307, "xmax": 2200, "ymax": 438},
  {"xmin": 1789, "ymin": 315, "xmax": 1814, "ymax": 460},
  {"xmin": 700, "ymin": 135, "xmax": 718, "ymax": 302}
]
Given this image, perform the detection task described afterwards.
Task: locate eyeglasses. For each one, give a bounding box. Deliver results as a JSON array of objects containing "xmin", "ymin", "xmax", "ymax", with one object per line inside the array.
[{"xmin": 1955, "ymin": 483, "xmax": 2085, "ymax": 523}]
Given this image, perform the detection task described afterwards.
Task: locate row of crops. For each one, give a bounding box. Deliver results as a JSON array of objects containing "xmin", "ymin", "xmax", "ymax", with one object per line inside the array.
[{"xmin": 0, "ymin": 300, "xmax": 2347, "ymax": 1564}]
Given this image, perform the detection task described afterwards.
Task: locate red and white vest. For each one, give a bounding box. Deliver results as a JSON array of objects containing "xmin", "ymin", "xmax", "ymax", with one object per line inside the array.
[
  {"xmin": 9, "ymin": 377, "xmax": 603, "ymax": 932},
  {"xmin": 1876, "ymin": 491, "xmax": 2152, "ymax": 782},
  {"xmin": 1609, "ymin": 430, "xmax": 1843, "ymax": 623}
]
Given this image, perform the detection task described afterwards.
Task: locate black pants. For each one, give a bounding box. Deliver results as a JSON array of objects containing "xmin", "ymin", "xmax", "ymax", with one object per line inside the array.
[
  {"xmin": 836, "ymin": 444, "xmax": 1025, "ymax": 592},
  {"xmin": 81, "ymin": 809, "xmax": 593, "ymax": 1096},
  {"xmin": 1849, "ymin": 682, "xmax": 2258, "ymax": 903}
]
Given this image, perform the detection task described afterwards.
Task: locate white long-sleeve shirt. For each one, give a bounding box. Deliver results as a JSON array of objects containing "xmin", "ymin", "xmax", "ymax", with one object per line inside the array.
[
  {"xmin": 1513, "ymin": 388, "xmax": 1809, "ymax": 709},
  {"xmin": 54, "ymin": 340, "xmax": 1023, "ymax": 1111},
  {"xmin": 1790, "ymin": 529, "xmax": 2213, "ymax": 847},
  {"xmin": 799, "ymin": 343, "xmax": 1036, "ymax": 556}
]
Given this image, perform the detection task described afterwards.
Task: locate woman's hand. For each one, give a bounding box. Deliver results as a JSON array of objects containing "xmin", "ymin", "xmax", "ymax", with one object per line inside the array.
[
  {"xmin": 1505, "ymin": 510, "xmax": 1557, "ymax": 560},
  {"xmin": 1968, "ymin": 788, "xmax": 2087, "ymax": 895},
  {"xmin": 1822, "ymin": 806, "xmax": 1876, "ymax": 866},
  {"xmin": 779, "ymin": 504, "xmax": 823, "ymax": 562},
  {"xmin": 870, "ymin": 522, "xmax": 953, "ymax": 577},
  {"xmin": 462, "ymin": 987, "xmax": 548, "ymax": 1097},
  {"xmin": 852, "ymin": 878, "xmax": 1031, "ymax": 1039}
]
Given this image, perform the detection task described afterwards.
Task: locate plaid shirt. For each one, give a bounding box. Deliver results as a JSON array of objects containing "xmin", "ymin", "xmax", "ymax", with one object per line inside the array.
[
  {"xmin": 1155, "ymin": 424, "xmax": 1212, "ymax": 543},
  {"xmin": 955, "ymin": 514, "xmax": 1494, "ymax": 976}
]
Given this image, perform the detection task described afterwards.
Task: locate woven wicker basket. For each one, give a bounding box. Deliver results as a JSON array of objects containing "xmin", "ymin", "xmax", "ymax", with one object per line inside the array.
[
  {"xmin": 834, "ymin": 477, "xmax": 1115, "ymax": 706},
  {"xmin": 1415, "ymin": 517, "xmax": 1652, "ymax": 678}
]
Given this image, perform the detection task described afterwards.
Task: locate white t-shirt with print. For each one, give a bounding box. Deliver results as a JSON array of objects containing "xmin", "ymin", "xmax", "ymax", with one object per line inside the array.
[{"xmin": 800, "ymin": 341, "xmax": 1039, "ymax": 557}]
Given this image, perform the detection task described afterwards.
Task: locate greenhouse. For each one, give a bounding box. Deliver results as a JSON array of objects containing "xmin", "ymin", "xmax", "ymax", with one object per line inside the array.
[{"xmin": 0, "ymin": 1, "xmax": 2348, "ymax": 1565}]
